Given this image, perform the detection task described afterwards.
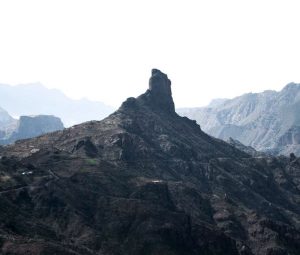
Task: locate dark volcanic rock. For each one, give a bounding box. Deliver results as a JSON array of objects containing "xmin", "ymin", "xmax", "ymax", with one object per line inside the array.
[
  {"xmin": 147, "ymin": 68, "xmax": 175, "ymax": 113},
  {"xmin": 0, "ymin": 70, "xmax": 300, "ymax": 255}
]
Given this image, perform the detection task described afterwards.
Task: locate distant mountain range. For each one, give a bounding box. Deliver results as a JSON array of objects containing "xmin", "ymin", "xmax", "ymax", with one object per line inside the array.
[
  {"xmin": 0, "ymin": 83, "xmax": 114, "ymax": 127},
  {"xmin": 177, "ymin": 82, "xmax": 300, "ymax": 156}
]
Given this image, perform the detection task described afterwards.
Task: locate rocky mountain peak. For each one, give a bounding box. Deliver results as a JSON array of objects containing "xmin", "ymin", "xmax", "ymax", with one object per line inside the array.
[
  {"xmin": 147, "ymin": 68, "xmax": 175, "ymax": 113},
  {"xmin": 0, "ymin": 115, "xmax": 64, "ymax": 145},
  {"xmin": 178, "ymin": 81, "xmax": 300, "ymax": 156},
  {"xmin": 283, "ymin": 82, "xmax": 300, "ymax": 91},
  {"xmin": 1, "ymin": 70, "xmax": 300, "ymax": 255}
]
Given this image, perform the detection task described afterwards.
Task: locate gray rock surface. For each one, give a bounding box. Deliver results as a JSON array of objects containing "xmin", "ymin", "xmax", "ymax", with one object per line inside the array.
[
  {"xmin": 178, "ymin": 83, "xmax": 300, "ymax": 156},
  {"xmin": 0, "ymin": 115, "xmax": 64, "ymax": 145},
  {"xmin": 9, "ymin": 115, "xmax": 64, "ymax": 143},
  {"xmin": 227, "ymin": 137, "xmax": 267, "ymax": 157}
]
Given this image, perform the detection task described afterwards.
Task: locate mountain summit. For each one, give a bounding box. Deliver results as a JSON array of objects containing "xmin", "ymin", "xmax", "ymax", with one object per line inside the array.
[
  {"xmin": 147, "ymin": 68, "xmax": 175, "ymax": 113},
  {"xmin": 120, "ymin": 69, "xmax": 175, "ymax": 115},
  {"xmin": 1, "ymin": 70, "xmax": 300, "ymax": 255}
]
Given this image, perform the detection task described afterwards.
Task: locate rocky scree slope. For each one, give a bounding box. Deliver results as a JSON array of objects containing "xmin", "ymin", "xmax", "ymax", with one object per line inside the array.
[
  {"xmin": 178, "ymin": 83, "xmax": 300, "ymax": 156},
  {"xmin": 0, "ymin": 70, "xmax": 300, "ymax": 255}
]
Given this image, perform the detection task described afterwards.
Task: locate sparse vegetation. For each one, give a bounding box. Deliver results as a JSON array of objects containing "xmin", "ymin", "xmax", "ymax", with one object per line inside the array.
[{"xmin": 85, "ymin": 158, "xmax": 98, "ymax": 166}]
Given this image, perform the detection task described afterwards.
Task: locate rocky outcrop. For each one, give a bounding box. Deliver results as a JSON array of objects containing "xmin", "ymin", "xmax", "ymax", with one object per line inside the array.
[
  {"xmin": 147, "ymin": 68, "xmax": 175, "ymax": 113},
  {"xmin": 227, "ymin": 137, "xmax": 267, "ymax": 157},
  {"xmin": 178, "ymin": 83, "xmax": 300, "ymax": 156},
  {"xmin": 0, "ymin": 115, "xmax": 64, "ymax": 145},
  {"xmin": 0, "ymin": 70, "xmax": 300, "ymax": 255}
]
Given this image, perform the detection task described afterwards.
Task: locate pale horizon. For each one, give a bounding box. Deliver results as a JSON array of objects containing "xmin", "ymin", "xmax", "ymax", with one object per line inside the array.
[{"xmin": 0, "ymin": 79, "xmax": 297, "ymax": 109}]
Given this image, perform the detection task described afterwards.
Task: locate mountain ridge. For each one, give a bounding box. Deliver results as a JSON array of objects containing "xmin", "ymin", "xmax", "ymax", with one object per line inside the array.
[
  {"xmin": 0, "ymin": 70, "xmax": 300, "ymax": 255},
  {"xmin": 178, "ymin": 82, "xmax": 300, "ymax": 156}
]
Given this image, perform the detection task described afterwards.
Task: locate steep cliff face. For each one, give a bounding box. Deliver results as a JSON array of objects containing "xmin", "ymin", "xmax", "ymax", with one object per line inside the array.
[
  {"xmin": 12, "ymin": 115, "xmax": 64, "ymax": 141},
  {"xmin": 0, "ymin": 70, "xmax": 300, "ymax": 255},
  {"xmin": 178, "ymin": 83, "xmax": 300, "ymax": 156},
  {"xmin": 0, "ymin": 115, "xmax": 64, "ymax": 145}
]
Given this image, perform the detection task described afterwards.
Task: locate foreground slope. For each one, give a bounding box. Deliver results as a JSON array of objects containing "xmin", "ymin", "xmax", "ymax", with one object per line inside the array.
[
  {"xmin": 1, "ymin": 70, "xmax": 300, "ymax": 255},
  {"xmin": 178, "ymin": 84, "xmax": 300, "ymax": 156}
]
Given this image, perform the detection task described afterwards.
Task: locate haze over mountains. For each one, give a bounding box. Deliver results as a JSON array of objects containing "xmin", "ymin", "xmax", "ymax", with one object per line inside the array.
[
  {"xmin": 1, "ymin": 70, "xmax": 300, "ymax": 255},
  {"xmin": 178, "ymin": 83, "xmax": 300, "ymax": 156},
  {"xmin": 0, "ymin": 83, "xmax": 114, "ymax": 127}
]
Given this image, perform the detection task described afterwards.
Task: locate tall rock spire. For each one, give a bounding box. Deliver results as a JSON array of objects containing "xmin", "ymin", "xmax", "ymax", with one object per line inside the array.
[
  {"xmin": 148, "ymin": 69, "xmax": 175, "ymax": 113},
  {"xmin": 120, "ymin": 69, "xmax": 176, "ymax": 114}
]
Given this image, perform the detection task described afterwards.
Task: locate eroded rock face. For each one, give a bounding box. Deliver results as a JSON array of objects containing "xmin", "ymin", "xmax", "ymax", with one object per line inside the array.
[
  {"xmin": 0, "ymin": 115, "xmax": 64, "ymax": 145},
  {"xmin": 0, "ymin": 70, "xmax": 300, "ymax": 255},
  {"xmin": 138, "ymin": 68, "xmax": 176, "ymax": 114},
  {"xmin": 227, "ymin": 137, "xmax": 267, "ymax": 157},
  {"xmin": 178, "ymin": 83, "xmax": 300, "ymax": 156},
  {"xmin": 13, "ymin": 115, "xmax": 64, "ymax": 141},
  {"xmin": 278, "ymin": 126, "xmax": 300, "ymax": 146}
]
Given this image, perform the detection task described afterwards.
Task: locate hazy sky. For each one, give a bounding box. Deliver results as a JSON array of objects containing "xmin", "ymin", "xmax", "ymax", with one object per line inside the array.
[{"xmin": 1, "ymin": 0, "xmax": 300, "ymax": 108}]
